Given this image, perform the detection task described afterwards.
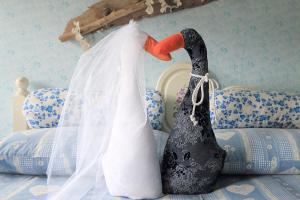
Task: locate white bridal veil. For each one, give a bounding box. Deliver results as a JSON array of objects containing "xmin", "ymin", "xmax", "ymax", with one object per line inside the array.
[{"xmin": 47, "ymin": 22, "xmax": 162, "ymax": 199}]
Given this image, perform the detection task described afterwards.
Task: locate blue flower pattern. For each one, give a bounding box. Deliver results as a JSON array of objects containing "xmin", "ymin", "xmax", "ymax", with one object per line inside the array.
[
  {"xmin": 175, "ymin": 88, "xmax": 300, "ymax": 129},
  {"xmin": 23, "ymin": 88, "xmax": 67, "ymax": 129},
  {"xmin": 23, "ymin": 88, "xmax": 165, "ymax": 130},
  {"xmin": 211, "ymin": 90, "xmax": 300, "ymax": 129},
  {"xmin": 146, "ymin": 89, "xmax": 165, "ymax": 130}
]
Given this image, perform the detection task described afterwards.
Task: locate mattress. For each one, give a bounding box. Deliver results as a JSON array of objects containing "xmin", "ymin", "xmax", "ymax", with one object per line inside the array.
[{"xmin": 1, "ymin": 174, "xmax": 300, "ymax": 200}]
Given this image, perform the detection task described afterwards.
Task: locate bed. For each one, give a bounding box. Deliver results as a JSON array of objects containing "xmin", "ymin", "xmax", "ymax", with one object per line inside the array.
[
  {"xmin": 2, "ymin": 173, "xmax": 300, "ymax": 200},
  {"xmin": 1, "ymin": 63, "xmax": 300, "ymax": 200}
]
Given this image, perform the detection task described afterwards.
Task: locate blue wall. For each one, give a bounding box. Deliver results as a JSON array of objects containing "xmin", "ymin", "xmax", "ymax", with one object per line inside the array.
[{"xmin": 1, "ymin": 0, "xmax": 300, "ymax": 136}]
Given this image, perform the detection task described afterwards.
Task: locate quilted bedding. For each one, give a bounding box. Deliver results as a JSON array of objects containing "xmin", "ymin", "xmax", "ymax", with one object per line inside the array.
[
  {"xmin": 1, "ymin": 128, "xmax": 300, "ymax": 199},
  {"xmin": 1, "ymin": 174, "xmax": 300, "ymax": 200}
]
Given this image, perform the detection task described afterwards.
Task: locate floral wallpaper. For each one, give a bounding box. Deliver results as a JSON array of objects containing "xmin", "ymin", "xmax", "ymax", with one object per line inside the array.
[{"xmin": 0, "ymin": 0, "xmax": 300, "ymax": 136}]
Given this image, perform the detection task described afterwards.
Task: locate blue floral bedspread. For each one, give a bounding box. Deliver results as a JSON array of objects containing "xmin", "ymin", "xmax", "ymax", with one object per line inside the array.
[{"xmin": 1, "ymin": 174, "xmax": 300, "ymax": 200}]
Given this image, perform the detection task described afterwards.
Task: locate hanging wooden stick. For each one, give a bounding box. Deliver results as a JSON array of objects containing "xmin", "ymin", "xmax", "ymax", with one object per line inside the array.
[{"xmin": 59, "ymin": 0, "xmax": 215, "ymax": 42}]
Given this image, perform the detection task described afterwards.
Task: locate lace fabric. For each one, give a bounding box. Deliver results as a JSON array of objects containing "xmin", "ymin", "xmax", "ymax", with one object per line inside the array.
[{"xmin": 47, "ymin": 22, "xmax": 162, "ymax": 200}]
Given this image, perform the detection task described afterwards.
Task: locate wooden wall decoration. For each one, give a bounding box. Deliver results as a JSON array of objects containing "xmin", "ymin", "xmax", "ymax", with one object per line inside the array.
[{"xmin": 59, "ymin": 0, "xmax": 215, "ymax": 42}]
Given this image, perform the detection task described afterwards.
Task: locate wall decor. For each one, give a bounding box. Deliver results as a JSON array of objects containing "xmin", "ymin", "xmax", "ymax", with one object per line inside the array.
[{"xmin": 58, "ymin": 0, "xmax": 214, "ymax": 42}]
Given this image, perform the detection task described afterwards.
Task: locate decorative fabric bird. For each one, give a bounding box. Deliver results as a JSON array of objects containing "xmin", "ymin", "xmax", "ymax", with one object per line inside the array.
[{"xmin": 144, "ymin": 29, "xmax": 227, "ymax": 194}]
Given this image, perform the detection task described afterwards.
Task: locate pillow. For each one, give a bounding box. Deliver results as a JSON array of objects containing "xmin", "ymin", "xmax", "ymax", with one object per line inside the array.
[
  {"xmin": 23, "ymin": 88, "xmax": 67, "ymax": 129},
  {"xmin": 1, "ymin": 128, "xmax": 300, "ymax": 175},
  {"xmin": 0, "ymin": 128, "xmax": 168, "ymax": 175},
  {"xmin": 145, "ymin": 89, "xmax": 165, "ymax": 130},
  {"xmin": 155, "ymin": 127, "xmax": 300, "ymax": 175},
  {"xmin": 174, "ymin": 88, "xmax": 300, "ymax": 129},
  {"xmin": 211, "ymin": 90, "xmax": 300, "ymax": 129},
  {"xmin": 216, "ymin": 128, "xmax": 300, "ymax": 174},
  {"xmin": 0, "ymin": 129, "xmax": 54, "ymax": 175},
  {"xmin": 23, "ymin": 88, "xmax": 164, "ymax": 130}
]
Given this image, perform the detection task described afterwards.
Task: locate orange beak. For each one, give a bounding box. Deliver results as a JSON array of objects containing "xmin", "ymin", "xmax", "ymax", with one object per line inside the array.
[
  {"xmin": 144, "ymin": 33, "xmax": 184, "ymax": 61},
  {"xmin": 144, "ymin": 35, "xmax": 172, "ymax": 61}
]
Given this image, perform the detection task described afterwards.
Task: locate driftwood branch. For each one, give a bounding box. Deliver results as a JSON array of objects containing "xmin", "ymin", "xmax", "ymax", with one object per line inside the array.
[{"xmin": 59, "ymin": 0, "xmax": 215, "ymax": 42}]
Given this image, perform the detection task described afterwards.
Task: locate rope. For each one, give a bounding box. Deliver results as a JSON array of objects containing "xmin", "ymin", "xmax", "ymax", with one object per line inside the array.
[
  {"xmin": 72, "ymin": 21, "xmax": 91, "ymax": 51},
  {"xmin": 189, "ymin": 73, "xmax": 219, "ymax": 126}
]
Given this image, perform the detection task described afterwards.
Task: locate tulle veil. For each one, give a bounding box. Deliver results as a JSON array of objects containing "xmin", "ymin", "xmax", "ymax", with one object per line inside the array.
[{"xmin": 46, "ymin": 21, "xmax": 157, "ymax": 199}]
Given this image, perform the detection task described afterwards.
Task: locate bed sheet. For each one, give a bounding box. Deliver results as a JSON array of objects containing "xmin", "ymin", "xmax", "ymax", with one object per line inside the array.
[{"xmin": 1, "ymin": 174, "xmax": 300, "ymax": 200}]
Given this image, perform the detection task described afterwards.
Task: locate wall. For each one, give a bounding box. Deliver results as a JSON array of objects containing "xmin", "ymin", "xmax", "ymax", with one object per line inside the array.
[{"xmin": 0, "ymin": 0, "xmax": 300, "ymax": 136}]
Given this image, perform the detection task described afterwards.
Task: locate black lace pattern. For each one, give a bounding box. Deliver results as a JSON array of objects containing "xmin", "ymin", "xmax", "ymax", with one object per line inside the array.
[{"xmin": 161, "ymin": 29, "xmax": 226, "ymax": 194}]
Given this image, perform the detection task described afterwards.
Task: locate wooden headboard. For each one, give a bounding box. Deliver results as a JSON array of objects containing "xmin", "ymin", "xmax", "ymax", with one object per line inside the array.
[{"xmin": 12, "ymin": 77, "xmax": 30, "ymax": 132}]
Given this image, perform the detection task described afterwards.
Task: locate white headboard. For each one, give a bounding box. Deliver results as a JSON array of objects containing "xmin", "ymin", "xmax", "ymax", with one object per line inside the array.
[
  {"xmin": 12, "ymin": 65, "xmax": 258, "ymax": 133},
  {"xmin": 12, "ymin": 77, "xmax": 30, "ymax": 132},
  {"xmin": 155, "ymin": 63, "xmax": 192, "ymax": 132},
  {"xmin": 155, "ymin": 63, "xmax": 258, "ymax": 132}
]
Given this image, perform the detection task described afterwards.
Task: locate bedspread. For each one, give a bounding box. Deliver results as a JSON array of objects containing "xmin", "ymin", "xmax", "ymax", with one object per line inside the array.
[{"xmin": 1, "ymin": 174, "xmax": 300, "ymax": 200}]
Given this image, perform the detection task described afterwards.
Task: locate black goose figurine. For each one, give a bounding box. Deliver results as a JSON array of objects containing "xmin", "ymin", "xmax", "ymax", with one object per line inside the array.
[{"xmin": 148, "ymin": 29, "xmax": 227, "ymax": 194}]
